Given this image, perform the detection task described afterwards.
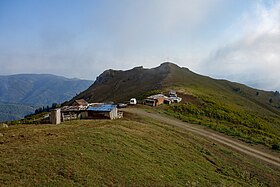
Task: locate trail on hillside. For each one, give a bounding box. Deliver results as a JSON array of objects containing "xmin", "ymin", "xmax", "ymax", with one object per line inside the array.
[{"xmin": 122, "ymin": 108, "xmax": 280, "ymax": 168}]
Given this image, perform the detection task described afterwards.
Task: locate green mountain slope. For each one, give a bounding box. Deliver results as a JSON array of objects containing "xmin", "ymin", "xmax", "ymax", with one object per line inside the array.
[
  {"xmin": 161, "ymin": 63, "xmax": 280, "ymax": 116},
  {"xmin": 158, "ymin": 63, "xmax": 280, "ymax": 148},
  {"xmin": 70, "ymin": 62, "xmax": 280, "ymax": 148}
]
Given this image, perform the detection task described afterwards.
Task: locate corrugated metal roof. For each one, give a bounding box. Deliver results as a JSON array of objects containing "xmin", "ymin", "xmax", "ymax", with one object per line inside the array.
[
  {"xmin": 61, "ymin": 106, "xmax": 87, "ymax": 112},
  {"xmin": 87, "ymin": 104, "xmax": 117, "ymax": 112},
  {"xmin": 147, "ymin": 94, "xmax": 165, "ymax": 99}
]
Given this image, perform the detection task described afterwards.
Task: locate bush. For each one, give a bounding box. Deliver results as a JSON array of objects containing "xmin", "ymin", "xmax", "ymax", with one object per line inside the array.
[
  {"xmin": 165, "ymin": 97, "xmax": 280, "ymax": 149},
  {"xmin": 272, "ymin": 143, "xmax": 280, "ymax": 150}
]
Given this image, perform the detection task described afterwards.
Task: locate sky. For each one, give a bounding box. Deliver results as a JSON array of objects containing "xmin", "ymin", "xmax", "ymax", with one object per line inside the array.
[{"xmin": 0, "ymin": 0, "xmax": 279, "ymax": 91}]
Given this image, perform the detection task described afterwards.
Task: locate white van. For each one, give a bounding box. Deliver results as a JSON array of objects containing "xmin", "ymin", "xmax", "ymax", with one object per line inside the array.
[{"xmin": 130, "ymin": 98, "xmax": 137, "ymax": 105}]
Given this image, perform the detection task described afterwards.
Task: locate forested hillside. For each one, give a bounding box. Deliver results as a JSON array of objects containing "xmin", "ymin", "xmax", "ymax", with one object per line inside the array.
[{"xmin": 0, "ymin": 74, "xmax": 92, "ymax": 121}]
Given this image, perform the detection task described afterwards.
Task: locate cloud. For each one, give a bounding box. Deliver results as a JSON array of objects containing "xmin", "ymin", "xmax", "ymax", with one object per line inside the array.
[
  {"xmin": 88, "ymin": 0, "xmax": 224, "ymax": 68},
  {"xmin": 201, "ymin": 1, "xmax": 280, "ymax": 91},
  {"xmin": 4, "ymin": 0, "xmax": 278, "ymax": 92},
  {"xmin": 0, "ymin": 0, "xmax": 225, "ymax": 80}
]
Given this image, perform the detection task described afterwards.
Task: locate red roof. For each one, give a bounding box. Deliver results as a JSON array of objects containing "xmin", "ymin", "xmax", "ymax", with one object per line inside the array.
[{"xmin": 73, "ymin": 99, "xmax": 88, "ymax": 106}]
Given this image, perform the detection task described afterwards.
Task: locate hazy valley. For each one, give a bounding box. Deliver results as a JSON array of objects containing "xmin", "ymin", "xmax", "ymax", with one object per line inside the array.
[{"xmin": 0, "ymin": 74, "xmax": 92, "ymax": 121}]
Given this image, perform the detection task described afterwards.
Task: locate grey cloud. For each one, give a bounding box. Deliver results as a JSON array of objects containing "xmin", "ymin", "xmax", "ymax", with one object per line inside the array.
[
  {"xmin": 200, "ymin": 1, "xmax": 280, "ymax": 91},
  {"xmin": 87, "ymin": 0, "xmax": 225, "ymax": 71},
  {"xmin": 2, "ymin": 0, "xmax": 268, "ymax": 86}
]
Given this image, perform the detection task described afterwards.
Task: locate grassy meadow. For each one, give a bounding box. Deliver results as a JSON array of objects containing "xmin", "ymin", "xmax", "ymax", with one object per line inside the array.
[
  {"xmin": 164, "ymin": 94, "xmax": 280, "ymax": 150},
  {"xmin": 1, "ymin": 112, "xmax": 280, "ymax": 186}
]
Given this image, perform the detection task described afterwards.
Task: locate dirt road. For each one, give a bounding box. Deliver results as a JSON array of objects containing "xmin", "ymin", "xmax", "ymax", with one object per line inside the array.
[{"xmin": 122, "ymin": 108, "xmax": 280, "ymax": 168}]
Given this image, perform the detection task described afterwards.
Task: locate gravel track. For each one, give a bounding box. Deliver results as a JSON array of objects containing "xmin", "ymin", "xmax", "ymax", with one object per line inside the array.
[{"xmin": 123, "ymin": 107, "xmax": 280, "ymax": 168}]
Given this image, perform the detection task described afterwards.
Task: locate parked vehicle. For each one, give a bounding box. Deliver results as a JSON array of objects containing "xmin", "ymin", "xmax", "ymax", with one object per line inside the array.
[
  {"xmin": 117, "ymin": 103, "xmax": 128, "ymax": 108},
  {"xmin": 129, "ymin": 98, "xmax": 137, "ymax": 105}
]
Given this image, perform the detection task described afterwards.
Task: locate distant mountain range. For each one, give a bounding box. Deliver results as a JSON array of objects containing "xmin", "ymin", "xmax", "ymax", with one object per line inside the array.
[{"xmin": 0, "ymin": 74, "xmax": 92, "ymax": 121}]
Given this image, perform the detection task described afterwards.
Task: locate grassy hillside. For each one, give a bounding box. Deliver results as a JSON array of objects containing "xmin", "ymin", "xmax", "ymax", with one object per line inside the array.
[
  {"xmin": 69, "ymin": 62, "xmax": 280, "ymax": 149},
  {"xmin": 154, "ymin": 64, "xmax": 280, "ymax": 149},
  {"xmin": 162, "ymin": 64, "xmax": 280, "ymax": 117},
  {"xmin": 163, "ymin": 95, "xmax": 280, "ymax": 150},
  {"xmin": 0, "ymin": 113, "xmax": 279, "ymax": 186}
]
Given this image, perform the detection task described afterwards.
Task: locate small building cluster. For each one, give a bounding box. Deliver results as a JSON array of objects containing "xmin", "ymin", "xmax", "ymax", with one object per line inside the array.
[
  {"xmin": 50, "ymin": 99, "xmax": 123, "ymax": 124},
  {"xmin": 144, "ymin": 90, "xmax": 182, "ymax": 107},
  {"xmin": 50, "ymin": 90, "xmax": 181, "ymax": 124}
]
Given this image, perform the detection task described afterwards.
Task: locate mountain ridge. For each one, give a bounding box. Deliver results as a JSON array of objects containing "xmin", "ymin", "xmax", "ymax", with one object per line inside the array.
[
  {"xmin": 69, "ymin": 62, "xmax": 181, "ymax": 103},
  {"xmin": 70, "ymin": 62, "xmax": 280, "ymax": 107}
]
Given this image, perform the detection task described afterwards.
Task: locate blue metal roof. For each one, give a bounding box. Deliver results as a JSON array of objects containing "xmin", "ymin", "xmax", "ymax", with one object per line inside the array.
[{"xmin": 87, "ymin": 104, "xmax": 117, "ymax": 112}]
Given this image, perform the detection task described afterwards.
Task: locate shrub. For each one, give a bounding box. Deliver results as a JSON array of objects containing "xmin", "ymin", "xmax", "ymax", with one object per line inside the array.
[
  {"xmin": 272, "ymin": 144, "xmax": 280, "ymax": 150},
  {"xmin": 165, "ymin": 97, "xmax": 280, "ymax": 149},
  {"xmin": 272, "ymin": 143, "xmax": 280, "ymax": 150}
]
